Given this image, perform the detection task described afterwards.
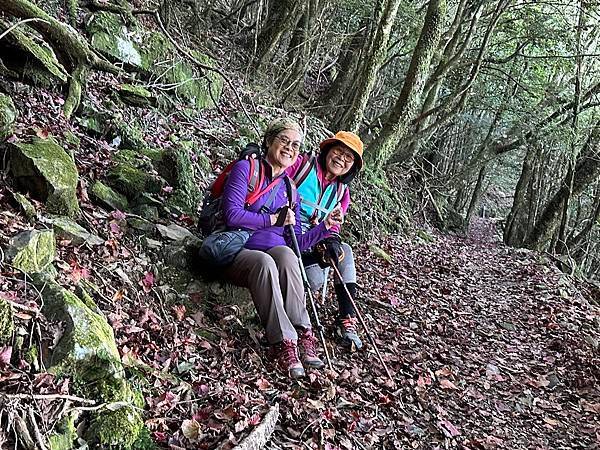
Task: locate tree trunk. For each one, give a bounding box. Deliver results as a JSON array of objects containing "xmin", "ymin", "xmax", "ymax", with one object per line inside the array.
[
  {"xmin": 365, "ymin": 0, "xmax": 447, "ymax": 169},
  {"xmin": 503, "ymin": 144, "xmax": 537, "ymax": 247},
  {"xmin": 255, "ymin": 0, "xmax": 305, "ymax": 71},
  {"xmin": 524, "ymin": 119, "xmax": 600, "ymax": 251},
  {"xmin": 319, "ymin": 24, "xmax": 366, "ymax": 107},
  {"xmin": 331, "ymin": 0, "xmax": 402, "ymax": 132},
  {"xmin": 465, "ymin": 164, "xmax": 488, "ymax": 227}
]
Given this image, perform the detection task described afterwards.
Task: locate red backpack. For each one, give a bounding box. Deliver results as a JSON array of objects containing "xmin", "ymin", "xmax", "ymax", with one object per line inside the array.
[{"xmin": 198, "ymin": 144, "xmax": 285, "ymax": 237}]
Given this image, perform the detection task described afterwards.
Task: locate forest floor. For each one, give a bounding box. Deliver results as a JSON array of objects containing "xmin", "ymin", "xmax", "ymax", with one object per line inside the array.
[
  {"xmin": 2, "ymin": 168, "xmax": 599, "ymax": 450},
  {"xmin": 0, "ymin": 49, "xmax": 598, "ymax": 450}
]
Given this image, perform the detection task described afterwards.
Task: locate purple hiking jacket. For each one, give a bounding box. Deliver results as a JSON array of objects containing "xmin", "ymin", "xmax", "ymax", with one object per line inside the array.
[{"xmin": 221, "ymin": 159, "xmax": 330, "ymax": 252}]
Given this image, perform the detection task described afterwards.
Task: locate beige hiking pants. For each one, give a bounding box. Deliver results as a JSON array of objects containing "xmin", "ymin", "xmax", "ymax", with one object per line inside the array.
[{"xmin": 225, "ymin": 246, "xmax": 311, "ymax": 344}]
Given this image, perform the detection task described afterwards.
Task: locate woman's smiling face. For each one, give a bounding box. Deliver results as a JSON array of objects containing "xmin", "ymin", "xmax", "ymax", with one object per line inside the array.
[
  {"xmin": 267, "ymin": 130, "xmax": 302, "ymax": 171},
  {"xmin": 325, "ymin": 144, "xmax": 355, "ymax": 179}
]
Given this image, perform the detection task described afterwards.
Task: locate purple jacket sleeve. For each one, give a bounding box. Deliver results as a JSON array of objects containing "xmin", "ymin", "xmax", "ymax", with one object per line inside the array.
[
  {"xmin": 285, "ymin": 201, "xmax": 330, "ymax": 252},
  {"xmin": 222, "ymin": 160, "xmax": 271, "ymax": 230}
]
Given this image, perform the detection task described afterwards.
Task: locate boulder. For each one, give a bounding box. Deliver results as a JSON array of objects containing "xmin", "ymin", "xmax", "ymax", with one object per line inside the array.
[
  {"xmin": 9, "ymin": 138, "xmax": 80, "ymax": 217},
  {"xmin": 0, "ymin": 93, "xmax": 17, "ymax": 141},
  {"xmin": 50, "ymin": 216, "xmax": 104, "ymax": 246},
  {"xmin": 156, "ymin": 223, "xmax": 197, "ymax": 242},
  {"xmin": 87, "ymin": 12, "xmax": 143, "ymax": 68},
  {"xmin": 5, "ymin": 229, "xmax": 56, "ymax": 274},
  {"xmin": 90, "ymin": 181, "xmax": 129, "ymax": 211},
  {"xmin": 140, "ymin": 32, "xmax": 222, "ymax": 109},
  {"xmin": 156, "ymin": 143, "xmax": 201, "ymax": 214},
  {"xmin": 32, "ymin": 272, "xmax": 144, "ymax": 448},
  {"xmin": 117, "ymin": 84, "xmax": 156, "ymax": 107}
]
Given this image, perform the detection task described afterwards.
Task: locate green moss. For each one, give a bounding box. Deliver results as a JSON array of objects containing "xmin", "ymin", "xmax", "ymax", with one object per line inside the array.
[
  {"xmin": 156, "ymin": 144, "xmax": 200, "ymax": 215},
  {"xmin": 9, "ymin": 230, "xmax": 56, "ymax": 274},
  {"xmin": 118, "ymin": 84, "xmax": 155, "ymax": 107},
  {"xmin": 9, "ymin": 138, "xmax": 80, "ymax": 217},
  {"xmin": 48, "ymin": 413, "xmax": 77, "ymax": 450},
  {"xmin": 7, "ymin": 25, "xmax": 68, "ymax": 85},
  {"xmin": 0, "ymin": 93, "xmax": 17, "ymax": 141},
  {"xmin": 139, "ymin": 32, "xmax": 222, "ymax": 109},
  {"xmin": 0, "ymin": 298, "xmax": 14, "ymax": 345},
  {"xmin": 108, "ymin": 164, "xmax": 164, "ymax": 199},
  {"xmin": 25, "ymin": 345, "xmax": 38, "ymax": 365},
  {"xmin": 113, "ymin": 119, "xmax": 148, "ymax": 150},
  {"xmin": 88, "ymin": 12, "xmax": 142, "ymax": 67},
  {"xmin": 12, "ymin": 192, "xmax": 36, "ymax": 220},
  {"xmin": 91, "ymin": 181, "xmax": 129, "ymax": 211}
]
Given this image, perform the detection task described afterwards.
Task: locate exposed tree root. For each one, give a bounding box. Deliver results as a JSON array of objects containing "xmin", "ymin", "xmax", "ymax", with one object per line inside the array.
[
  {"xmin": 234, "ymin": 404, "xmax": 279, "ymax": 450},
  {"xmin": 63, "ymin": 64, "xmax": 88, "ymax": 119}
]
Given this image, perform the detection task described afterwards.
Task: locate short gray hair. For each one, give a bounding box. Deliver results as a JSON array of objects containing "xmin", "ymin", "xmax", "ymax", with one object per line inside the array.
[{"xmin": 262, "ymin": 118, "xmax": 304, "ymax": 150}]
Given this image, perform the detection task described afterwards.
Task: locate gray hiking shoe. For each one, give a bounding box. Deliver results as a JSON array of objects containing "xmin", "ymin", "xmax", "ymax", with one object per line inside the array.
[{"xmin": 338, "ymin": 317, "xmax": 363, "ymax": 350}]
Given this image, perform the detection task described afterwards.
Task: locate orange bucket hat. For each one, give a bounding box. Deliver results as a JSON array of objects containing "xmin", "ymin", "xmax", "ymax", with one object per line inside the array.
[{"xmin": 319, "ymin": 131, "xmax": 364, "ymax": 172}]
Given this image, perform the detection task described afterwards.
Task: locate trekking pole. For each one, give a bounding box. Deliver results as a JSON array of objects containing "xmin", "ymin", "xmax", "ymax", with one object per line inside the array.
[
  {"xmin": 328, "ymin": 257, "xmax": 395, "ymax": 384},
  {"xmin": 288, "ymin": 226, "xmax": 334, "ymax": 371},
  {"xmin": 321, "ymin": 267, "xmax": 330, "ymax": 301}
]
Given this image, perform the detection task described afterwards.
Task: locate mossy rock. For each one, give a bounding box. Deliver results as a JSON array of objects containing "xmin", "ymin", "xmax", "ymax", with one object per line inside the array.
[
  {"xmin": 12, "ymin": 192, "xmax": 36, "ymax": 221},
  {"xmin": 9, "ymin": 137, "xmax": 80, "ymax": 217},
  {"xmin": 118, "ymin": 84, "xmax": 156, "ymax": 107},
  {"xmin": 108, "ymin": 164, "xmax": 165, "ymax": 200},
  {"xmin": 32, "ymin": 272, "xmax": 145, "ymax": 448},
  {"xmin": 112, "ymin": 119, "xmax": 148, "ymax": 150},
  {"xmin": 1, "ymin": 25, "xmax": 68, "ymax": 87},
  {"xmin": 50, "ymin": 216, "xmax": 104, "ymax": 246},
  {"xmin": 87, "ymin": 12, "xmax": 143, "ymax": 68},
  {"xmin": 0, "ymin": 93, "xmax": 17, "ymax": 141},
  {"xmin": 139, "ymin": 32, "xmax": 222, "ymax": 109},
  {"xmin": 156, "ymin": 144, "xmax": 200, "ymax": 215},
  {"xmin": 0, "ymin": 298, "xmax": 14, "ymax": 345},
  {"xmin": 5, "ymin": 229, "xmax": 56, "ymax": 274},
  {"xmin": 90, "ymin": 181, "xmax": 129, "ymax": 211}
]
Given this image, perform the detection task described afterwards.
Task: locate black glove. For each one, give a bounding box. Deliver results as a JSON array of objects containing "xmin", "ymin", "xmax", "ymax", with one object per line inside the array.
[
  {"xmin": 238, "ymin": 143, "xmax": 261, "ymax": 160},
  {"xmin": 275, "ymin": 206, "xmax": 289, "ymax": 227},
  {"xmin": 316, "ymin": 234, "xmax": 344, "ymax": 268}
]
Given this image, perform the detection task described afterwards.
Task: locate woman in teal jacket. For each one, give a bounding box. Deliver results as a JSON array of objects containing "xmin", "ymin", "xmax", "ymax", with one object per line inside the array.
[{"xmin": 286, "ymin": 131, "xmax": 364, "ymax": 350}]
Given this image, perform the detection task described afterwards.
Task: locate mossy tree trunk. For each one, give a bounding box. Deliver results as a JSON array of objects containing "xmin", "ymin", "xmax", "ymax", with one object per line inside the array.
[
  {"xmin": 280, "ymin": 0, "xmax": 319, "ymax": 99},
  {"xmin": 319, "ymin": 23, "xmax": 366, "ymax": 107},
  {"xmin": 255, "ymin": 0, "xmax": 306, "ymax": 72},
  {"xmin": 331, "ymin": 0, "xmax": 402, "ymax": 133},
  {"xmin": 524, "ymin": 119, "xmax": 600, "ymax": 251},
  {"xmin": 365, "ymin": 0, "xmax": 447, "ymax": 169},
  {"xmin": 503, "ymin": 144, "xmax": 539, "ymax": 247},
  {"xmin": 0, "ymin": 0, "xmax": 119, "ymax": 118}
]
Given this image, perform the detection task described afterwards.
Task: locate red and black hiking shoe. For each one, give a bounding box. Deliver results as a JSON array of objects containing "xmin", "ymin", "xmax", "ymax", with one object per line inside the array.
[
  {"xmin": 274, "ymin": 339, "xmax": 305, "ymax": 379},
  {"xmin": 338, "ymin": 316, "xmax": 363, "ymax": 351},
  {"xmin": 298, "ymin": 328, "xmax": 325, "ymax": 369}
]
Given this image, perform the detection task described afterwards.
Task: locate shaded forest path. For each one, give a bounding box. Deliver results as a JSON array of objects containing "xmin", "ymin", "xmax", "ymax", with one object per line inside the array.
[
  {"xmin": 102, "ymin": 217, "xmax": 599, "ymax": 449},
  {"xmin": 344, "ymin": 218, "xmax": 599, "ymax": 449}
]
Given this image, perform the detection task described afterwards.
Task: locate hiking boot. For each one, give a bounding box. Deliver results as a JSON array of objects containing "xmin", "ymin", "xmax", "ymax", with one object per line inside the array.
[
  {"xmin": 298, "ymin": 328, "xmax": 325, "ymax": 369},
  {"xmin": 338, "ymin": 316, "xmax": 363, "ymax": 350},
  {"xmin": 274, "ymin": 339, "xmax": 305, "ymax": 379}
]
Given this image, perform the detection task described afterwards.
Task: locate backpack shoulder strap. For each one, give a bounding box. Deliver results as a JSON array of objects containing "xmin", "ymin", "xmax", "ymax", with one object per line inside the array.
[{"xmin": 292, "ymin": 153, "xmax": 317, "ymax": 188}]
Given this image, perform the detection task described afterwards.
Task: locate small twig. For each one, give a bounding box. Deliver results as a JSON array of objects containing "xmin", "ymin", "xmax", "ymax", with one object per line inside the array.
[
  {"xmin": 2, "ymin": 393, "xmax": 96, "ymax": 404},
  {"xmin": 0, "ymin": 296, "xmax": 40, "ymax": 316},
  {"xmin": 27, "ymin": 407, "xmax": 48, "ymax": 450},
  {"xmin": 0, "ymin": 18, "xmax": 49, "ymax": 41}
]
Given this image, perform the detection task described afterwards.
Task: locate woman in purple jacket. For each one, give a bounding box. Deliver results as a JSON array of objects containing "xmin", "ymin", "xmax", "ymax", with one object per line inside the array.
[{"xmin": 222, "ymin": 118, "xmax": 342, "ymax": 379}]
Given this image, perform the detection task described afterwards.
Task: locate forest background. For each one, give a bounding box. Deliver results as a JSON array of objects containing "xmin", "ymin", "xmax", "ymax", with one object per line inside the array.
[{"xmin": 0, "ymin": 0, "xmax": 599, "ymax": 449}]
